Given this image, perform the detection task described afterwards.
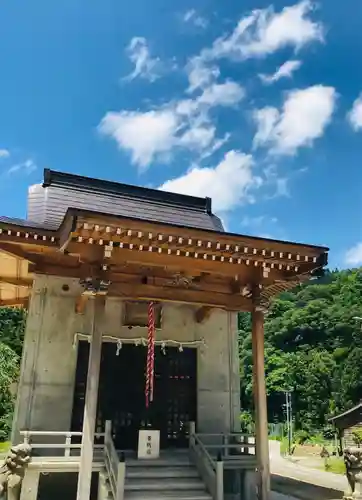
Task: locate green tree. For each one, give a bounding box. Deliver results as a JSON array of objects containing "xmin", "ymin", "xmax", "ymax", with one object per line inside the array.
[
  {"xmin": 239, "ymin": 267, "xmax": 362, "ymax": 435},
  {"xmin": 0, "ymin": 342, "xmax": 19, "ymax": 440},
  {"xmin": 0, "ymin": 307, "xmax": 26, "ymax": 440}
]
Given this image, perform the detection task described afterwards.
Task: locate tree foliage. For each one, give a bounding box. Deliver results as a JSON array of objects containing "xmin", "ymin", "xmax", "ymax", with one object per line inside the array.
[
  {"xmin": 239, "ymin": 268, "xmax": 362, "ymax": 435},
  {"xmin": 0, "ymin": 308, "xmax": 26, "ymax": 440}
]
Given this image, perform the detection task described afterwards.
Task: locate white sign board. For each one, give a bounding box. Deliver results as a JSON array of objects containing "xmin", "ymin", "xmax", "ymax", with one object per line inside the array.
[{"xmin": 137, "ymin": 429, "xmax": 160, "ymax": 459}]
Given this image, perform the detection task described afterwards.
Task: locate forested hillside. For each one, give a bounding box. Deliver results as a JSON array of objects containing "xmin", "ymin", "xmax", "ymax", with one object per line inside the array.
[
  {"xmin": 1, "ymin": 268, "xmax": 362, "ymax": 441},
  {"xmin": 239, "ymin": 267, "xmax": 362, "ymax": 436},
  {"xmin": 0, "ymin": 307, "xmax": 25, "ymax": 440}
]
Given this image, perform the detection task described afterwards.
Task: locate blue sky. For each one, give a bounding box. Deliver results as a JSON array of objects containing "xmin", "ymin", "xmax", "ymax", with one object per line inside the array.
[{"xmin": 0, "ymin": 0, "xmax": 361, "ymax": 269}]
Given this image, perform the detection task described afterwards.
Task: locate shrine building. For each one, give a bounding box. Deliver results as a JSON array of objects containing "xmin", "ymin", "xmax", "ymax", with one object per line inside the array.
[{"xmin": 0, "ymin": 169, "xmax": 329, "ymax": 500}]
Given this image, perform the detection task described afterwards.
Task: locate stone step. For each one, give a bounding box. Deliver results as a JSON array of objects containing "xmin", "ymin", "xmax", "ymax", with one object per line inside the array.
[
  {"xmin": 126, "ymin": 459, "xmax": 192, "ymax": 468},
  {"xmin": 124, "ymin": 491, "xmax": 212, "ymax": 500},
  {"xmin": 125, "ymin": 478, "xmax": 205, "ymax": 491},
  {"xmin": 126, "ymin": 467, "xmax": 199, "ymax": 479}
]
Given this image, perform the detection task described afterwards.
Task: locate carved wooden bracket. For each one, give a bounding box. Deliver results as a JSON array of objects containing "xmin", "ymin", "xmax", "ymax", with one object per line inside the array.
[
  {"xmin": 75, "ymin": 294, "xmax": 89, "ymax": 314},
  {"xmin": 195, "ymin": 306, "xmax": 212, "ymax": 323},
  {"xmin": 79, "ymin": 277, "xmax": 110, "ymax": 296},
  {"xmin": 76, "ymin": 277, "xmax": 111, "ymax": 313}
]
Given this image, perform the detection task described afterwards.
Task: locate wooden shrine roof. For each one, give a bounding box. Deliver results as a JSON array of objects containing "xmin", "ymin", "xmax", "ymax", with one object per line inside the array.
[{"xmin": 0, "ymin": 170, "xmax": 329, "ymax": 312}]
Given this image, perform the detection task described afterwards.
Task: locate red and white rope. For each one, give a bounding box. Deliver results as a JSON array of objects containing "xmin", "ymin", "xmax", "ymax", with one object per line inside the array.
[{"xmin": 145, "ymin": 301, "xmax": 155, "ymax": 408}]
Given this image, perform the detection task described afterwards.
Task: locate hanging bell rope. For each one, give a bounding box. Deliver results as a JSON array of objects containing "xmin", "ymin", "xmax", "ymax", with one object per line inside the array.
[{"xmin": 145, "ymin": 301, "xmax": 155, "ymax": 408}]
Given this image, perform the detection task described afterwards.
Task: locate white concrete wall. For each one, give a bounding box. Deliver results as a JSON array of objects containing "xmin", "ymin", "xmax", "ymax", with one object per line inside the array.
[{"xmin": 12, "ymin": 275, "xmax": 240, "ymax": 441}]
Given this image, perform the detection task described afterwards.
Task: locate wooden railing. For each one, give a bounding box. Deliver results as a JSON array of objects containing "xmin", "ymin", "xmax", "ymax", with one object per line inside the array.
[
  {"xmin": 196, "ymin": 432, "xmax": 257, "ymax": 466},
  {"xmin": 104, "ymin": 421, "xmax": 125, "ymax": 500},
  {"xmin": 20, "ymin": 429, "xmax": 105, "ymax": 457},
  {"xmin": 189, "ymin": 422, "xmax": 224, "ymax": 500},
  {"xmin": 20, "ymin": 426, "xmax": 125, "ymax": 499}
]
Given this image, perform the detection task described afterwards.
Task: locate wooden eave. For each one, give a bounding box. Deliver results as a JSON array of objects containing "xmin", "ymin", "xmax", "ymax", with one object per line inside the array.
[{"xmin": 0, "ymin": 209, "xmax": 329, "ymax": 311}]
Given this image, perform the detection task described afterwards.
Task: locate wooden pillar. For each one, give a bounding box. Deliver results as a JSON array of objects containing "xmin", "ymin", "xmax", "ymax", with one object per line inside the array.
[
  {"xmin": 76, "ymin": 295, "xmax": 105, "ymax": 500},
  {"xmin": 252, "ymin": 307, "xmax": 270, "ymax": 500}
]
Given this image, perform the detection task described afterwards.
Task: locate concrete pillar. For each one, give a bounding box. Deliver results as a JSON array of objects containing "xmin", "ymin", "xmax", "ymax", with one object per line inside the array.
[
  {"xmin": 196, "ymin": 309, "xmax": 239, "ymax": 434},
  {"xmin": 11, "ymin": 275, "xmax": 81, "ymax": 444},
  {"xmin": 76, "ymin": 295, "xmax": 105, "ymax": 500},
  {"xmin": 252, "ymin": 308, "xmax": 270, "ymax": 500}
]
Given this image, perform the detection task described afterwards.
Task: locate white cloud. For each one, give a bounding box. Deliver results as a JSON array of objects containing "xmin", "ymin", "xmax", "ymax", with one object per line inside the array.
[
  {"xmin": 124, "ymin": 37, "xmax": 161, "ymax": 82},
  {"xmin": 0, "ymin": 149, "xmax": 10, "ymax": 159},
  {"xmin": 207, "ymin": 0, "xmax": 323, "ymax": 61},
  {"xmin": 253, "ymin": 107, "xmax": 279, "ymax": 147},
  {"xmin": 186, "ymin": 56, "xmax": 220, "ymax": 93},
  {"xmin": 178, "ymin": 124, "xmax": 216, "ymax": 151},
  {"xmin": 347, "ymin": 94, "xmax": 362, "ymax": 131},
  {"xmin": 253, "ymin": 85, "xmax": 337, "ymax": 154},
  {"xmin": 159, "ymin": 150, "xmax": 261, "ymax": 212},
  {"xmin": 100, "ymin": 77, "xmax": 244, "ymax": 169},
  {"xmin": 6, "ymin": 159, "xmax": 37, "ymax": 176},
  {"xmin": 259, "ymin": 60, "xmax": 302, "ymax": 84},
  {"xmin": 198, "ymin": 81, "xmax": 245, "ymax": 106},
  {"xmin": 183, "ymin": 9, "xmax": 208, "ymax": 29},
  {"xmin": 345, "ymin": 243, "xmax": 362, "ymax": 266},
  {"xmin": 199, "ymin": 133, "xmax": 231, "ymax": 160},
  {"xmin": 99, "ymin": 109, "xmax": 178, "ymax": 168},
  {"xmin": 185, "ymin": 1, "xmax": 322, "ymax": 93}
]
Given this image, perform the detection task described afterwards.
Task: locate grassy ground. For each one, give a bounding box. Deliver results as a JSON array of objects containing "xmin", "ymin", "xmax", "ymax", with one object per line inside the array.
[
  {"xmin": 286, "ymin": 444, "xmax": 346, "ymax": 475},
  {"xmin": 0, "ymin": 441, "xmax": 10, "ymax": 454},
  {"xmin": 322, "ymin": 457, "xmax": 346, "ymax": 475}
]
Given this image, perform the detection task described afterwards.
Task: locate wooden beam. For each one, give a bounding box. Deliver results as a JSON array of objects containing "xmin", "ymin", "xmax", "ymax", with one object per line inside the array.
[
  {"xmin": 30, "ymin": 262, "xmax": 103, "ymax": 279},
  {"xmin": 0, "ymin": 297, "xmax": 29, "ymax": 308},
  {"xmin": 252, "ymin": 307, "xmax": 270, "ymax": 500},
  {"xmin": 230, "ymin": 277, "xmax": 242, "ymax": 294},
  {"xmin": 67, "ymin": 242, "xmax": 251, "ymax": 278},
  {"xmin": 195, "ymin": 306, "xmax": 212, "ymax": 323},
  {"xmin": 109, "ymin": 282, "xmax": 251, "ymax": 311},
  {"xmin": 76, "ymin": 296, "xmax": 105, "ymax": 500},
  {"xmin": 30, "ymin": 262, "xmax": 242, "ymax": 294},
  {"xmin": 64, "ymin": 241, "xmax": 315, "ymax": 284},
  {"xmin": 0, "ymin": 276, "xmax": 32, "ymax": 287},
  {"xmin": 0, "ymin": 243, "xmax": 41, "ymax": 263}
]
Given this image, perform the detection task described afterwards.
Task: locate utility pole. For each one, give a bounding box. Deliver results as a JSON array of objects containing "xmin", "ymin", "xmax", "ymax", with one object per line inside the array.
[
  {"xmin": 288, "ymin": 391, "xmax": 293, "ymax": 452},
  {"xmin": 284, "ymin": 391, "xmax": 293, "ymax": 455}
]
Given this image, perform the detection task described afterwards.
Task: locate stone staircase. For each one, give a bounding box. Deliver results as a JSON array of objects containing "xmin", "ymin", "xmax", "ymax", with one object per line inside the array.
[{"xmin": 99, "ymin": 454, "xmax": 212, "ymax": 500}]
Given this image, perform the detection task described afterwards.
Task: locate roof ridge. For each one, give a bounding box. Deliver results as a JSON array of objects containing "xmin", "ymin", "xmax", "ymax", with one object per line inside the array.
[{"xmin": 43, "ymin": 169, "xmax": 212, "ymax": 214}]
